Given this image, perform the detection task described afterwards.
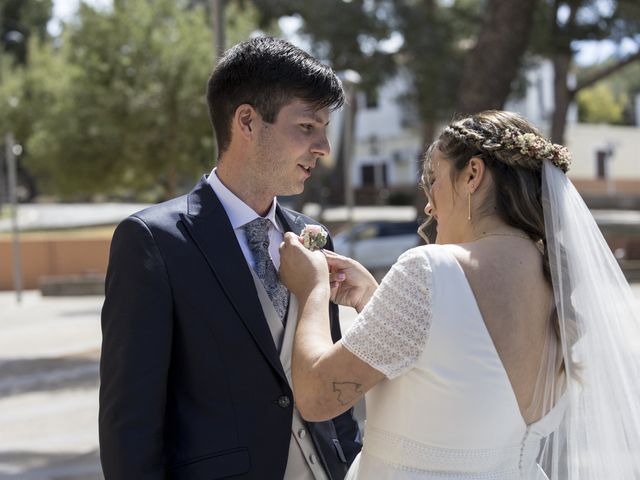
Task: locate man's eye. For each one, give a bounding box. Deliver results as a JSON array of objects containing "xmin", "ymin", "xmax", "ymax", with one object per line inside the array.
[{"xmin": 301, "ymin": 124, "xmax": 313, "ymax": 131}]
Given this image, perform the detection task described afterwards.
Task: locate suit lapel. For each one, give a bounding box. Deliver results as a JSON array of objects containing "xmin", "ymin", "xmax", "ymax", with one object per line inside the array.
[
  {"xmin": 276, "ymin": 205, "xmax": 305, "ymax": 235},
  {"xmin": 180, "ymin": 176, "xmax": 286, "ymax": 383}
]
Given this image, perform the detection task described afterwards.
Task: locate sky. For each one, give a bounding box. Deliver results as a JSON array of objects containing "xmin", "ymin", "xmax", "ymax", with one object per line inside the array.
[
  {"xmin": 49, "ymin": 0, "xmax": 111, "ymax": 36},
  {"xmin": 50, "ymin": 0, "xmax": 638, "ymax": 67}
]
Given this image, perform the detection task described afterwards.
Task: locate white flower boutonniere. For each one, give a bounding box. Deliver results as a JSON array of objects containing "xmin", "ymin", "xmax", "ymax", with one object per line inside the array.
[{"xmin": 301, "ymin": 224, "xmax": 328, "ymax": 251}]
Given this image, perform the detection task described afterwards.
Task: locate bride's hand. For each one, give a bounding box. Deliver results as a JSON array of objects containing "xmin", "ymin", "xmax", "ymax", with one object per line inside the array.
[
  {"xmin": 279, "ymin": 232, "xmax": 330, "ymax": 300},
  {"xmin": 323, "ymin": 250, "xmax": 378, "ymax": 312}
]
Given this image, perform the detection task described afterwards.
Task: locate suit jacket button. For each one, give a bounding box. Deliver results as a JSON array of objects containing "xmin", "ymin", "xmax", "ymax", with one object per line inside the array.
[{"xmin": 277, "ymin": 395, "xmax": 291, "ymax": 408}]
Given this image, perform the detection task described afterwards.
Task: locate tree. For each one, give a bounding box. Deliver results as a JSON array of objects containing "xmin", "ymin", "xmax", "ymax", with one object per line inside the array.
[
  {"xmin": 0, "ymin": 0, "xmax": 52, "ymax": 65},
  {"xmin": 0, "ymin": 0, "xmax": 54, "ymax": 202},
  {"xmin": 457, "ymin": 0, "xmax": 540, "ymax": 114},
  {"xmin": 531, "ymin": 0, "xmax": 640, "ymax": 143},
  {"xmin": 0, "ymin": 0, "xmax": 228, "ymax": 200},
  {"xmin": 2, "ymin": 0, "xmax": 279, "ymax": 200},
  {"xmin": 600, "ymin": 61, "xmax": 640, "ymax": 124},
  {"xmin": 252, "ymin": 0, "xmax": 397, "ymax": 98},
  {"xmin": 22, "ymin": 0, "xmax": 216, "ymax": 199},
  {"xmin": 396, "ymin": 0, "xmax": 481, "ymax": 143},
  {"xmin": 577, "ymin": 82, "xmax": 628, "ymax": 124},
  {"xmin": 251, "ymin": 0, "xmax": 484, "ymax": 144}
]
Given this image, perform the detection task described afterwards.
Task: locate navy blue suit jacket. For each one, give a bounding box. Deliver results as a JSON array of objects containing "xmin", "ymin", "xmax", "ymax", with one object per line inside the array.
[{"xmin": 99, "ymin": 177, "xmax": 362, "ymax": 479}]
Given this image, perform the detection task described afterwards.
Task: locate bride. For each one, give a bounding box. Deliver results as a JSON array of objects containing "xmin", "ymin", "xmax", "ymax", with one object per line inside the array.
[{"xmin": 279, "ymin": 110, "xmax": 640, "ymax": 479}]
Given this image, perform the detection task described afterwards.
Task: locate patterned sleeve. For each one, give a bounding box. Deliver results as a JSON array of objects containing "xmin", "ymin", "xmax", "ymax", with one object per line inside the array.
[{"xmin": 342, "ymin": 247, "xmax": 433, "ymax": 379}]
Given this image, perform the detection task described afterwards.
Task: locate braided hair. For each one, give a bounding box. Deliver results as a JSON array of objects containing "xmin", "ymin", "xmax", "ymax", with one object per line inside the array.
[{"xmin": 423, "ymin": 110, "xmax": 565, "ymax": 289}]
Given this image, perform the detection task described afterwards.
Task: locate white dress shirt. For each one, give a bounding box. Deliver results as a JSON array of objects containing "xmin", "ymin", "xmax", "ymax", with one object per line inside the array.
[{"xmin": 207, "ymin": 168, "xmax": 284, "ymax": 270}]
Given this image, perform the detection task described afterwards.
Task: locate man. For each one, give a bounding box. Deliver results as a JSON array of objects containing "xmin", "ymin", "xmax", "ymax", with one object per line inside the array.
[{"xmin": 99, "ymin": 37, "xmax": 361, "ymax": 479}]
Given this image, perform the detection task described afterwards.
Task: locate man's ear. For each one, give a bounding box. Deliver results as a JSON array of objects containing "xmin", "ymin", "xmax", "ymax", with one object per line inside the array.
[
  {"xmin": 467, "ymin": 156, "xmax": 486, "ymax": 191},
  {"xmin": 233, "ymin": 104, "xmax": 258, "ymax": 140}
]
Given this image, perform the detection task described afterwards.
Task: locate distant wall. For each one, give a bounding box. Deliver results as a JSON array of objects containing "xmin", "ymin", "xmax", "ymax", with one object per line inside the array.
[
  {"xmin": 0, "ymin": 237, "xmax": 110, "ymax": 291},
  {"xmin": 566, "ymin": 124, "xmax": 640, "ymax": 180}
]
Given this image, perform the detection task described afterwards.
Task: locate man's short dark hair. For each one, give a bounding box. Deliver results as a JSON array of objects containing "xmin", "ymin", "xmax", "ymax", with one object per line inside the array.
[{"xmin": 206, "ymin": 37, "xmax": 344, "ymax": 154}]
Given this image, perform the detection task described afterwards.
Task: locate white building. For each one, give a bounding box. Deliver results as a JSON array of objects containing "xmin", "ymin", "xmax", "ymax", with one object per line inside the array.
[
  {"xmin": 338, "ymin": 74, "xmax": 423, "ymax": 191},
  {"xmin": 340, "ymin": 60, "xmax": 639, "ymax": 198}
]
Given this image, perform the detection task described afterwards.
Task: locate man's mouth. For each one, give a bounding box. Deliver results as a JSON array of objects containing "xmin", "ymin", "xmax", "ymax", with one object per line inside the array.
[{"xmin": 298, "ymin": 164, "xmax": 313, "ymax": 176}]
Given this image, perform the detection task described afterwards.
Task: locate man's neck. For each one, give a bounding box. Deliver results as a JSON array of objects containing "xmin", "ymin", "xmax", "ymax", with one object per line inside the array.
[{"xmin": 215, "ymin": 163, "xmax": 274, "ymax": 216}]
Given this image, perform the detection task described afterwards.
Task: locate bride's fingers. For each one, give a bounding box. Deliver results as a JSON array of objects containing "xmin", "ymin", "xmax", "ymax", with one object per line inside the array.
[
  {"xmin": 324, "ymin": 254, "xmax": 356, "ymax": 270},
  {"xmin": 329, "ymin": 271, "xmax": 346, "ymax": 283}
]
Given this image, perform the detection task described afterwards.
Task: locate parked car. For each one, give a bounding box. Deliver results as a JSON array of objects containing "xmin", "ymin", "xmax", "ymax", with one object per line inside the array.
[{"xmin": 332, "ymin": 220, "xmax": 422, "ymax": 279}]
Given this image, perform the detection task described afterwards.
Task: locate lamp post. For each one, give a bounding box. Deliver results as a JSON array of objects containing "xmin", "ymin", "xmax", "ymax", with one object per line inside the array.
[
  {"xmin": 338, "ymin": 70, "xmax": 361, "ymax": 259},
  {"xmin": 6, "ymin": 133, "xmax": 23, "ymax": 303},
  {"xmin": 210, "ymin": 0, "xmax": 225, "ymax": 58}
]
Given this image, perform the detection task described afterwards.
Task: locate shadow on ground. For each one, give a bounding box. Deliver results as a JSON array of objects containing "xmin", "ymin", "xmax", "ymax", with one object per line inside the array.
[
  {"xmin": 0, "ymin": 356, "xmax": 99, "ymax": 397},
  {"xmin": 0, "ymin": 449, "xmax": 103, "ymax": 480}
]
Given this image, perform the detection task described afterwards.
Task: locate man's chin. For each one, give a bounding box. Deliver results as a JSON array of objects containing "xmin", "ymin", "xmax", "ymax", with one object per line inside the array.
[
  {"xmin": 291, "ymin": 182, "xmax": 306, "ymax": 195},
  {"xmin": 277, "ymin": 184, "xmax": 305, "ymax": 198}
]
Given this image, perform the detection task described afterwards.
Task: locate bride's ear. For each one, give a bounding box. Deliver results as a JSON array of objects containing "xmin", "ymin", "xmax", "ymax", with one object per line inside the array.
[{"xmin": 466, "ymin": 156, "xmax": 486, "ymax": 192}]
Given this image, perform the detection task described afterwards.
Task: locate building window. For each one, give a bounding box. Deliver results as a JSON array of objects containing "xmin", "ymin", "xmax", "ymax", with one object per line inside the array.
[
  {"xmin": 361, "ymin": 163, "xmax": 388, "ymax": 188},
  {"xmin": 362, "ymin": 165, "xmax": 375, "ymax": 186},
  {"xmin": 596, "ymin": 150, "xmax": 607, "ymax": 179},
  {"xmin": 365, "ymin": 89, "xmax": 379, "ymax": 109}
]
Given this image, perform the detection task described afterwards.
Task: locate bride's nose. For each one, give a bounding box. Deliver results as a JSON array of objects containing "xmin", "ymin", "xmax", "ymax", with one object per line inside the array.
[{"xmin": 424, "ymin": 203, "xmax": 434, "ymax": 216}]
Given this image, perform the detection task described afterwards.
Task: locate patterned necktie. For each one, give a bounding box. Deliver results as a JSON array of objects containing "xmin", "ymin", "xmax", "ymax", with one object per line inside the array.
[{"xmin": 244, "ymin": 217, "xmax": 289, "ymax": 322}]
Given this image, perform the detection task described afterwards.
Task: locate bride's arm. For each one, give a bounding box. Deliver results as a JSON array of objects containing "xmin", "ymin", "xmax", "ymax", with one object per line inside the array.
[
  {"xmin": 280, "ymin": 233, "xmax": 385, "ymax": 421},
  {"xmin": 292, "ymin": 284, "xmax": 385, "ymax": 421}
]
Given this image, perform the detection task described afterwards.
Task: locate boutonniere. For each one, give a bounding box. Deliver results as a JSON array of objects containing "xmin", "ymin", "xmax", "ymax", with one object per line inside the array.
[{"xmin": 301, "ymin": 224, "xmax": 328, "ymax": 251}]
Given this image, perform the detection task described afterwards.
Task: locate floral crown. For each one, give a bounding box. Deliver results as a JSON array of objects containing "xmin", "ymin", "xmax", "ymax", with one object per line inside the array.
[{"xmin": 500, "ymin": 129, "xmax": 571, "ymax": 172}]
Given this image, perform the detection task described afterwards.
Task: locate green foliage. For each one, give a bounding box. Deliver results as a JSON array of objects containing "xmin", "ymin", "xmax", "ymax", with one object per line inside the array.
[
  {"xmin": 225, "ymin": 1, "xmax": 280, "ymax": 47},
  {"xmin": 395, "ymin": 0, "xmax": 480, "ymax": 127},
  {"xmin": 0, "ymin": 0, "xmax": 53, "ymax": 64},
  {"xmin": 251, "ymin": 0, "xmax": 481, "ymax": 134},
  {"xmin": 252, "ymin": 0, "xmax": 397, "ymax": 102},
  {"xmin": 577, "ymin": 59, "xmax": 640, "ymax": 125},
  {"xmin": 577, "ymin": 83, "xmax": 628, "ymax": 124},
  {"xmin": 0, "ymin": 35, "xmax": 68, "ymax": 147},
  {"xmin": 5, "ymin": 0, "xmax": 221, "ymax": 200}
]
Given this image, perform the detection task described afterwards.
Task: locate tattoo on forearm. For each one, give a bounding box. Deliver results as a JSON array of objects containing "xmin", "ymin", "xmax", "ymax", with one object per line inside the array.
[{"xmin": 332, "ymin": 381, "xmax": 363, "ymax": 405}]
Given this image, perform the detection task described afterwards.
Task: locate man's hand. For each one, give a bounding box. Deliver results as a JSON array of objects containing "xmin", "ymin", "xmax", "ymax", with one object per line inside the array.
[{"xmin": 279, "ymin": 232, "xmax": 330, "ymax": 301}]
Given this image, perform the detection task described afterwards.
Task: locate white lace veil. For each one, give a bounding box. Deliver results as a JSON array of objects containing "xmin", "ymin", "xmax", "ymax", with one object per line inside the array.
[{"xmin": 537, "ymin": 160, "xmax": 640, "ymax": 479}]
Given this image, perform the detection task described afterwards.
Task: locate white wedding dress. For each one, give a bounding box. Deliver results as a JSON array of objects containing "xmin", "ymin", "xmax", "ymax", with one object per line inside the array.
[{"xmin": 341, "ymin": 244, "xmax": 566, "ymax": 480}]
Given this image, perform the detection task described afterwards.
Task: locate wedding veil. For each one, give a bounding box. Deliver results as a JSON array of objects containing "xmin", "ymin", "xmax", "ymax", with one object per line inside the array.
[{"xmin": 538, "ymin": 160, "xmax": 640, "ymax": 479}]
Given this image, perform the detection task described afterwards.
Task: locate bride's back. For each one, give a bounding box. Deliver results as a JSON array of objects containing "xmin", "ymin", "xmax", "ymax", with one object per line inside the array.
[{"xmin": 448, "ymin": 238, "xmax": 555, "ymax": 424}]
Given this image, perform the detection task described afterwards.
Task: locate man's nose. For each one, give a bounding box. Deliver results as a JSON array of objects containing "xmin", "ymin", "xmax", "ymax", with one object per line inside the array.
[{"xmin": 311, "ymin": 133, "xmax": 330, "ymax": 157}]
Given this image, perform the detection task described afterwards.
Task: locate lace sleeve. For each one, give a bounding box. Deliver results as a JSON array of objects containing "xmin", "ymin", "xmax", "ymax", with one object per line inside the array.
[{"xmin": 341, "ymin": 247, "xmax": 433, "ymax": 379}]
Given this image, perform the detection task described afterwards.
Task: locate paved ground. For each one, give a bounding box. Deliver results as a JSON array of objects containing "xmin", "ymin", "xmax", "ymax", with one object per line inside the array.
[
  {"xmin": 1, "ymin": 286, "xmax": 639, "ymax": 480},
  {"xmin": 0, "ymin": 292, "xmax": 103, "ymax": 480},
  {"xmin": 0, "ymin": 291, "xmax": 360, "ymax": 480}
]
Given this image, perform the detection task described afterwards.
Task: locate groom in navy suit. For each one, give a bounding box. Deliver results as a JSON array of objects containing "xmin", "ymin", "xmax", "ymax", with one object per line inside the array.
[{"xmin": 99, "ymin": 37, "xmax": 361, "ymax": 479}]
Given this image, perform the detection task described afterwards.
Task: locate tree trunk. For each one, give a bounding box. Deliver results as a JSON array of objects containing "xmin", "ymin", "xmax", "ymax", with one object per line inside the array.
[
  {"xmin": 457, "ymin": 0, "xmax": 539, "ymax": 114},
  {"xmin": 550, "ymin": 53, "xmax": 573, "ymax": 144}
]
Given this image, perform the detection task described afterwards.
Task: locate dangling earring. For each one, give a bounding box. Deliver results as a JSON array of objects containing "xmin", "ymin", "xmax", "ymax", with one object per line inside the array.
[{"xmin": 467, "ymin": 185, "xmax": 474, "ymax": 221}]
